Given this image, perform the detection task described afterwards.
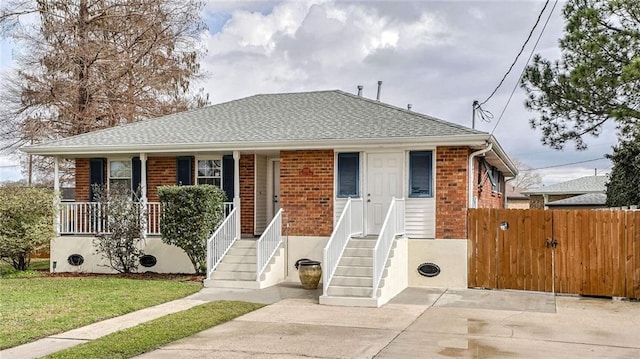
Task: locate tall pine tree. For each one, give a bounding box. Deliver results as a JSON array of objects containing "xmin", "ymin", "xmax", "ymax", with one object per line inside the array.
[{"xmin": 521, "ymin": 0, "xmax": 640, "ymax": 150}]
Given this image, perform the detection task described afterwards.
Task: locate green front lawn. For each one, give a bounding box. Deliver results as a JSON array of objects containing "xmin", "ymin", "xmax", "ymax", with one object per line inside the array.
[
  {"xmin": 44, "ymin": 301, "xmax": 264, "ymax": 359},
  {"xmin": 0, "ymin": 275, "xmax": 202, "ymax": 349}
]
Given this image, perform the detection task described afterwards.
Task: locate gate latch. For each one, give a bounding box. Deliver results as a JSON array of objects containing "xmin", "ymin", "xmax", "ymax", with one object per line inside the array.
[{"xmin": 545, "ymin": 238, "xmax": 558, "ymax": 249}]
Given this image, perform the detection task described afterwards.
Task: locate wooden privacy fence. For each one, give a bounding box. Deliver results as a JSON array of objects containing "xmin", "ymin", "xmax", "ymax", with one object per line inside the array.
[{"xmin": 468, "ymin": 208, "xmax": 640, "ymax": 299}]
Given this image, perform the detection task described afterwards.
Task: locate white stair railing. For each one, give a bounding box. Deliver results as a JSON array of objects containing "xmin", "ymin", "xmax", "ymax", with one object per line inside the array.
[
  {"xmin": 256, "ymin": 209, "xmax": 283, "ymax": 281},
  {"xmin": 206, "ymin": 207, "xmax": 239, "ymax": 279},
  {"xmin": 323, "ymin": 198, "xmax": 364, "ymax": 295},
  {"xmin": 372, "ymin": 197, "xmax": 405, "ymax": 298}
]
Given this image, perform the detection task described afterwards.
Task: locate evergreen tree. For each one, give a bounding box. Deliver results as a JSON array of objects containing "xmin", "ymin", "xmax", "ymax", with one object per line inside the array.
[{"xmin": 521, "ymin": 0, "xmax": 640, "ymax": 150}]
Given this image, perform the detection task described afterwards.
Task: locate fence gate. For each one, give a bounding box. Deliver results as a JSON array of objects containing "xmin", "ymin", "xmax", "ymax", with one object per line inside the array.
[{"xmin": 468, "ymin": 209, "xmax": 640, "ymax": 299}]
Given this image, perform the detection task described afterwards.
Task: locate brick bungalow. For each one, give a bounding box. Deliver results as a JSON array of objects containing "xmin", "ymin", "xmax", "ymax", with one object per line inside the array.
[{"xmin": 23, "ymin": 90, "xmax": 516, "ymax": 306}]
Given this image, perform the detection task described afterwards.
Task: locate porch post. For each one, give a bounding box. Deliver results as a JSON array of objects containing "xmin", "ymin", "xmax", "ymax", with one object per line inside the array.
[
  {"xmin": 233, "ymin": 150, "xmax": 241, "ymax": 237},
  {"xmin": 140, "ymin": 153, "xmax": 148, "ymax": 238},
  {"xmin": 53, "ymin": 156, "xmax": 60, "ymax": 236}
]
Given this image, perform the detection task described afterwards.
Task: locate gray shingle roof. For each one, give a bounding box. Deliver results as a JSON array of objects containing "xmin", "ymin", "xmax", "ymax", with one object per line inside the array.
[
  {"xmin": 26, "ymin": 90, "xmax": 485, "ymax": 150},
  {"xmin": 546, "ymin": 193, "xmax": 607, "ymax": 206},
  {"xmin": 523, "ymin": 176, "xmax": 607, "ymax": 195}
]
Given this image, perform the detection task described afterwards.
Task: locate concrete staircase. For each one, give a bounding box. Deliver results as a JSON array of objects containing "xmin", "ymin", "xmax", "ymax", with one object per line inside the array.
[
  {"xmin": 320, "ymin": 236, "xmax": 396, "ymax": 307},
  {"xmin": 204, "ymin": 239, "xmax": 284, "ymax": 289}
]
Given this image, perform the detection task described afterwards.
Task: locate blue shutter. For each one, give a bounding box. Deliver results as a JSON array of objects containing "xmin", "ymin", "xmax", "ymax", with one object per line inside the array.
[
  {"xmin": 89, "ymin": 158, "xmax": 105, "ymax": 201},
  {"xmin": 132, "ymin": 157, "xmax": 142, "ymax": 199},
  {"xmin": 222, "ymin": 155, "xmax": 234, "ymax": 202},
  {"xmin": 176, "ymin": 157, "xmax": 193, "ymax": 185}
]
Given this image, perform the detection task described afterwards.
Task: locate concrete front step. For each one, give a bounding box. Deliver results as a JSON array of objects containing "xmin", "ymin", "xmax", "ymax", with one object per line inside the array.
[
  {"xmin": 330, "ymin": 275, "xmax": 385, "ymax": 288},
  {"xmin": 333, "ymin": 265, "xmax": 372, "ymax": 277},
  {"xmin": 222, "ymin": 254, "xmax": 256, "ymax": 264},
  {"xmin": 337, "ymin": 256, "xmax": 373, "ymax": 267},
  {"xmin": 232, "ymin": 240, "xmax": 257, "ymax": 249},
  {"xmin": 319, "ymin": 295, "xmax": 381, "ymax": 307},
  {"xmin": 346, "ymin": 238, "xmax": 377, "ymax": 248},
  {"xmin": 216, "ymin": 262, "xmax": 257, "ymax": 272},
  {"xmin": 342, "ymin": 247, "xmax": 374, "ymax": 257},
  {"xmin": 210, "ymin": 270, "xmax": 259, "ymax": 281},
  {"xmin": 203, "ymin": 278, "xmax": 261, "ymax": 289},
  {"xmin": 326, "ymin": 285, "xmax": 381, "ymax": 297},
  {"xmin": 227, "ymin": 247, "xmax": 257, "ymax": 256}
]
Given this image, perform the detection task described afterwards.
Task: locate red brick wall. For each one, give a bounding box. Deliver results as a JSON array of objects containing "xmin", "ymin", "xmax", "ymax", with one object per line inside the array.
[
  {"xmin": 240, "ymin": 155, "xmax": 255, "ymax": 235},
  {"xmin": 435, "ymin": 147, "xmax": 469, "ymax": 239},
  {"xmin": 75, "ymin": 156, "xmax": 177, "ymax": 202},
  {"xmin": 146, "ymin": 157, "xmax": 178, "ymax": 202},
  {"xmin": 280, "ymin": 150, "xmax": 334, "ymax": 237},
  {"xmin": 474, "ymin": 158, "xmax": 505, "ymax": 209}
]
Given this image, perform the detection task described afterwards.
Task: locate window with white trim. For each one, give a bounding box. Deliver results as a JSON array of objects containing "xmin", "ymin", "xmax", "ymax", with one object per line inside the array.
[
  {"xmin": 197, "ymin": 159, "xmax": 222, "ymax": 187},
  {"xmin": 409, "ymin": 151, "xmax": 433, "ymax": 198},
  {"xmin": 337, "ymin": 152, "xmax": 359, "ymax": 197},
  {"xmin": 492, "ymin": 166, "xmax": 504, "ymax": 193},
  {"xmin": 109, "ymin": 160, "xmax": 132, "ymax": 190}
]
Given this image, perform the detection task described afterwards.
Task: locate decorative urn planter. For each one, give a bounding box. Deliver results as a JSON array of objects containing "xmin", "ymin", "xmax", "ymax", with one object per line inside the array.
[{"xmin": 295, "ymin": 258, "xmax": 322, "ymax": 289}]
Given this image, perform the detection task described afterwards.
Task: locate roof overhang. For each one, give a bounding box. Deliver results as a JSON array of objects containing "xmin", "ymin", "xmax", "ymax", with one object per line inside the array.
[{"xmin": 22, "ymin": 133, "xmax": 518, "ymax": 177}]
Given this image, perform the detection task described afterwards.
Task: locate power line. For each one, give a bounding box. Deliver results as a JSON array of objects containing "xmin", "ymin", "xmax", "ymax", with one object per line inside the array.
[
  {"xmin": 518, "ymin": 157, "xmax": 609, "ymax": 171},
  {"xmin": 479, "ymin": 0, "xmax": 550, "ymax": 106},
  {"xmin": 490, "ymin": 0, "xmax": 559, "ymax": 135}
]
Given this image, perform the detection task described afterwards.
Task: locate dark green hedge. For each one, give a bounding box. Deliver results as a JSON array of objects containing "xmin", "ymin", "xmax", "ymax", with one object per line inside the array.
[{"xmin": 157, "ymin": 185, "xmax": 226, "ymax": 273}]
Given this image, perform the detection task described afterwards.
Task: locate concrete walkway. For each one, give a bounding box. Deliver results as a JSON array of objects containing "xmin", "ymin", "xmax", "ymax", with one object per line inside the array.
[
  {"xmin": 3, "ymin": 285, "xmax": 639, "ymax": 359},
  {"xmin": 136, "ymin": 287, "xmax": 640, "ymax": 359}
]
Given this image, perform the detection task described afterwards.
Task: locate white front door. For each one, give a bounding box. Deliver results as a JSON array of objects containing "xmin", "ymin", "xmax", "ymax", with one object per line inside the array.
[
  {"xmin": 366, "ymin": 152, "xmax": 403, "ymax": 235},
  {"xmin": 272, "ymin": 160, "xmax": 281, "ymax": 215}
]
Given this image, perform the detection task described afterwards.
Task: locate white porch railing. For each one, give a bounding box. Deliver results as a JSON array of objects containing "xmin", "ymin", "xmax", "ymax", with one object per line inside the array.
[
  {"xmin": 146, "ymin": 202, "xmax": 162, "ymax": 235},
  {"xmin": 323, "ymin": 198, "xmax": 364, "ymax": 295},
  {"xmin": 206, "ymin": 207, "xmax": 239, "ymax": 279},
  {"xmin": 58, "ymin": 201, "xmax": 234, "ymax": 235},
  {"xmin": 58, "ymin": 202, "xmax": 107, "ymax": 234},
  {"xmin": 372, "ymin": 197, "xmax": 405, "ymax": 298},
  {"xmin": 256, "ymin": 208, "xmax": 283, "ymax": 281}
]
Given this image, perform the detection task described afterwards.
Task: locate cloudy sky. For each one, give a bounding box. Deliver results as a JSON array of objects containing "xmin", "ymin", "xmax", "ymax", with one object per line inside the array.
[{"xmin": 0, "ymin": 0, "xmax": 618, "ymax": 185}]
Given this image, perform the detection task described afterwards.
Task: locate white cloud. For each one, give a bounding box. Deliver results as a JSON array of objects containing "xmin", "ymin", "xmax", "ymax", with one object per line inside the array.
[{"xmin": 0, "ymin": 1, "xmax": 620, "ymax": 184}]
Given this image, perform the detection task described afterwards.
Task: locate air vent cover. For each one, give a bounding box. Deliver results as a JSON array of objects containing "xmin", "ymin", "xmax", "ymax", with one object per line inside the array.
[
  {"xmin": 67, "ymin": 254, "xmax": 84, "ymax": 266},
  {"xmin": 417, "ymin": 262, "xmax": 440, "ymax": 277},
  {"xmin": 139, "ymin": 255, "xmax": 157, "ymax": 267}
]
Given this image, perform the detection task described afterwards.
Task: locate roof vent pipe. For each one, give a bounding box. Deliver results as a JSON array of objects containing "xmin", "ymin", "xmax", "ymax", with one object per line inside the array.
[
  {"xmin": 407, "ymin": 104, "xmax": 412, "ymax": 111},
  {"xmin": 376, "ymin": 81, "xmax": 382, "ymax": 101},
  {"xmin": 357, "ymin": 85, "xmax": 363, "ymax": 96}
]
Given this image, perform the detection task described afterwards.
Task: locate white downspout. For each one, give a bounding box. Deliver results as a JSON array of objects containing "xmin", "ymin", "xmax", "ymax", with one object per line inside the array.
[{"xmin": 468, "ymin": 142, "xmax": 493, "ymax": 209}]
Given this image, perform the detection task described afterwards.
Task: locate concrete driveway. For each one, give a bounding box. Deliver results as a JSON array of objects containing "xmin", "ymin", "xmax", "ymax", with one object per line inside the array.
[{"xmin": 136, "ymin": 287, "xmax": 640, "ymax": 358}]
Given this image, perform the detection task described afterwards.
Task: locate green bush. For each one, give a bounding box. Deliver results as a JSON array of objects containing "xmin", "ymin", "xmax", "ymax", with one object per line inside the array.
[
  {"xmin": 157, "ymin": 185, "xmax": 226, "ymax": 273},
  {"xmin": 92, "ymin": 183, "xmax": 146, "ymax": 273},
  {"xmin": 0, "ymin": 187, "xmax": 55, "ymax": 270}
]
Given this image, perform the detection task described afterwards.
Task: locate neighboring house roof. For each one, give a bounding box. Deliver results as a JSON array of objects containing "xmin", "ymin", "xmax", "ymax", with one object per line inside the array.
[
  {"xmin": 506, "ymin": 185, "xmax": 529, "ymax": 200},
  {"xmin": 522, "ymin": 176, "xmax": 607, "ymax": 195},
  {"xmin": 22, "ymin": 90, "xmax": 517, "ymax": 176},
  {"xmin": 546, "ymin": 193, "xmax": 607, "ymax": 207}
]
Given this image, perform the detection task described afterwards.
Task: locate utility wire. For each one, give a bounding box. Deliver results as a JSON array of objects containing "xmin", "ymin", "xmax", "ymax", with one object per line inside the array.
[
  {"xmin": 518, "ymin": 157, "xmax": 608, "ymax": 171},
  {"xmin": 490, "ymin": 0, "xmax": 559, "ymax": 135},
  {"xmin": 480, "ymin": 0, "xmax": 550, "ymax": 106}
]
